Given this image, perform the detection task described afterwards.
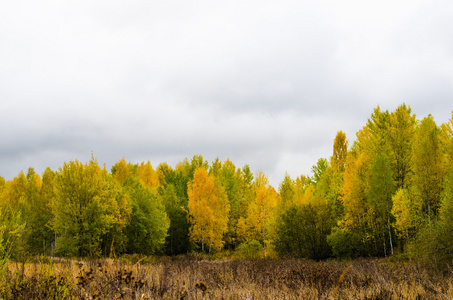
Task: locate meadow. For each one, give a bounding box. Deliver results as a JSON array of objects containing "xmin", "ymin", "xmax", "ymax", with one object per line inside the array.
[{"xmin": 2, "ymin": 256, "xmax": 452, "ymax": 299}]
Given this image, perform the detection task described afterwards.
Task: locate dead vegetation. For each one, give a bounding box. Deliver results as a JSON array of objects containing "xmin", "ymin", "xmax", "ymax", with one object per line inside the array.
[{"xmin": 1, "ymin": 256, "xmax": 453, "ymax": 299}]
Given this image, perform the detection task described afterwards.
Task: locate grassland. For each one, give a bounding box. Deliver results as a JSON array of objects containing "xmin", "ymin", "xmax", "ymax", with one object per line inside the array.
[{"xmin": 1, "ymin": 256, "xmax": 452, "ymax": 299}]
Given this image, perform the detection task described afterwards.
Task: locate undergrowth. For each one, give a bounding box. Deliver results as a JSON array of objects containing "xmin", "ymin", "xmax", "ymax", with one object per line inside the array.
[{"xmin": 1, "ymin": 256, "xmax": 452, "ymax": 299}]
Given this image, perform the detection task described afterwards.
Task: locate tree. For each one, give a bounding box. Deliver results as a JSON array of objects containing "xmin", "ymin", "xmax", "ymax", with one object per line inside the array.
[
  {"xmin": 278, "ymin": 174, "xmax": 295, "ymax": 213},
  {"xmin": 137, "ymin": 161, "xmax": 160, "ymax": 190},
  {"xmin": 217, "ymin": 159, "xmax": 245, "ymax": 248},
  {"xmin": 274, "ymin": 203, "xmax": 332, "ymax": 260},
  {"xmin": 329, "ymin": 152, "xmax": 370, "ymax": 257},
  {"xmin": 366, "ymin": 154, "xmax": 395, "ymax": 256},
  {"xmin": 412, "ymin": 115, "xmax": 444, "ymax": 221},
  {"xmin": 388, "ymin": 103, "xmax": 416, "ymax": 189},
  {"xmin": 124, "ymin": 179, "xmax": 169, "ymax": 255},
  {"xmin": 52, "ymin": 157, "xmax": 123, "ymax": 257},
  {"xmin": 24, "ymin": 167, "xmax": 53, "ymax": 255},
  {"xmin": 112, "ymin": 158, "xmax": 133, "ymax": 185},
  {"xmin": 311, "ymin": 158, "xmax": 329, "ymax": 184},
  {"xmin": 244, "ymin": 185, "xmax": 279, "ymax": 257},
  {"xmin": 331, "ymin": 131, "xmax": 348, "ymax": 172},
  {"xmin": 161, "ymin": 184, "xmax": 189, "ymax": 255},
  {"xmin": 38, "ymin": 168, "xmax": 57, "ymax": 254},
  {"xmin": 391, "ymin": 187, "xmax": 422, "ymax": 243},
  {"xmin": 188, "ymin": 167, "xmax": 230, "ymax": 253}
]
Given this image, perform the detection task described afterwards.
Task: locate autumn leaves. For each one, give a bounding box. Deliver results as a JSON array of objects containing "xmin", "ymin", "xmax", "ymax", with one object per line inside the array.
[{"xmin": 1, "ymin": 103, "xmax": 453, "ymax": 262}]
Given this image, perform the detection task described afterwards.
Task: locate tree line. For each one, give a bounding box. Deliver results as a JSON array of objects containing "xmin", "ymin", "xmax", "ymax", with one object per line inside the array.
[{"xmin": 1, "ymin": 103, "xmax": 453, "ymax": 264}]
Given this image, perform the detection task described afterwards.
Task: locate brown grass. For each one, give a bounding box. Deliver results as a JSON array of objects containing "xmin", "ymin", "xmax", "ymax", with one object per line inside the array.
[{"xmin": 1, "ymin": 256, "xmax": 452, "ymax": 299}]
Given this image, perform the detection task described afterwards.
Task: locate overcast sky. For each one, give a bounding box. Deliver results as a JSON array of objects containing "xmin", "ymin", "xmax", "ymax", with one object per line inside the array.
[{"xmin": 1, "ymin": 1, "xmax": 453, "ymax": 187}]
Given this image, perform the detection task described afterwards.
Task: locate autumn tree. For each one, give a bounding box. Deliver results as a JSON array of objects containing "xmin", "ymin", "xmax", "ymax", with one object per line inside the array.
[
  {"xmin": 38, "ymin": 167, "xmax": 57, "ymax": 254},
  {"xmin": 274, "ymin": 201, "xmax": 332, "ymax": 260},
  {"xmin": 123, "ymin": 178, "xmax": 169, "ymax": 255},
  {"xmin": 331, "ymin": 131, "xmax": 348, "ymax": 172},
  {"xmin": 278, "ymin": 174, "xmax": 295, "ymax": 213},
  {"xmin": 243, "ymin": 182, "xmax": 279, "ymax": 257},
  {"xmin": 412, "ymin": 115, "xmax": 444, "ymax": 222},
  {"xmin": 391, "ymin": 187, "xmax": 422, "ymax": 244},
  {"xmin": 188, "ymin": 167, "xmax": 229, "ymax": 253},
  {"xmin": 112, "ymin": 158, "xmax": 133, "ymax": 185},
  {"xmin": 161, "ymin": 184, "xmax": 189, "ymax": 255},
  {"xmin": 137, "ymin": 161, "xmax": 160, "ymax": 190},
  {"xmin": 388, "ymin": 103, "xmax": 416, "ymax": 189},
  {"xmin": 216, "ymin": 159, "xmax": 246, "ymax": 248},
  {"xmin": 367, "ymin": 154, "xmax": 395, "ymax": 256},
  {"xmin": 52, "ymin": 157, "xmax": 124, "ymax": 257}
]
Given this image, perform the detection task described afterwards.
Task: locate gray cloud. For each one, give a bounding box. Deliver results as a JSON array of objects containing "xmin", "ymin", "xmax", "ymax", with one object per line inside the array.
[{"xmin": 1, "ymin": 0, "xmax": 453, "ymax": 187}]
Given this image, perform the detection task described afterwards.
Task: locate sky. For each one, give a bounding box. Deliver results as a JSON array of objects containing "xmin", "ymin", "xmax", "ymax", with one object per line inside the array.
[{"xmin": 1, "ymin": 0, "xmax": 453, "ymax": 187}]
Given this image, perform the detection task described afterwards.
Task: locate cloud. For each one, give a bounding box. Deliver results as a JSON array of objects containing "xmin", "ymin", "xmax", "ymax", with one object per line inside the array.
[{"xmin": 1, "ymin": 0, "xmax": 453, "ymax": 187}]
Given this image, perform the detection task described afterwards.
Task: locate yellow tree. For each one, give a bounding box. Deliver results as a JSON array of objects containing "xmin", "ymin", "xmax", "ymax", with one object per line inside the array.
[
  {"xmin": 112, "ymin": 158, "xmax": 133, "ymax": 185},
  {"xmin": 188, "ymin": 167, "xmax": 229, "ymax": 253},
  {"xmin": 245, "ymin": 184, "xmax": 279, "ymax": 257},
  {"xmin": 391, "ymin": 187, "xmax": 422, "ymax": 243},
  {"xmin": 331, "ymin": 131, "xmax": 348, "ymax": 172},
  {"xmin": 137, "ymin": 161, "xmax": 160, "ymax": 190}
]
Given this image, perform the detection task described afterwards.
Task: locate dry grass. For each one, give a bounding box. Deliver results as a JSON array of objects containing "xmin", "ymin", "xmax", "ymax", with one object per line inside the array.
[{"xmin": 1, "ymin": 256, "xmax": 453, "ymax": 299}]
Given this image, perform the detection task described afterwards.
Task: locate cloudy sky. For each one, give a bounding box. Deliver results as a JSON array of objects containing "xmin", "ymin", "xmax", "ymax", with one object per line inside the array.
[{"xmin": 1, "ymin": 1, "xmax": 453, "ymax": 187}]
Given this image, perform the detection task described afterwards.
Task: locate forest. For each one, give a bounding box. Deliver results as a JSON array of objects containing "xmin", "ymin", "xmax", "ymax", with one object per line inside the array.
[{"xmin": 1, "ymin": 103, "xmax": 453, "ymax": 267}]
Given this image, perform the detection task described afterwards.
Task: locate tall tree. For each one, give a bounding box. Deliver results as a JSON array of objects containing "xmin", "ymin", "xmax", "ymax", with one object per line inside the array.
[
  {"xmin": 412, "ymin": 115, "xmax": 444, "ymax": 221},
  {"xmin": 52, "ymin": 157, "xmax": 123, "ymax": 257},
  {"xmin": 388, "ymin": 103, "xmax": 416, "ymax": 189},
  {"xmin": 218, "ymin": 159, "xmax": 245, "ymax": 248},
  {"xmin": 38, "ymin": 168, "xmax": 57, "ymax": 254},
  {"xmin": 137, "ymin": 161, "xmax": 160, "ymax": 190},
  {"xmin": 161, "ymin": 184, "xmax": 189, "ymax": 255},
  {"xmin": 124, "ymin": 179, "xmax": 169, "ymax": 255},
  {"xmin": 244, "ymin": 184, "xmax": 279, "ymax": 257},
  {"xmin": 367, "ymin": 154, "xmax": 395, "ymax": 256},
  {"xmin": 331, "ymin": 131, "xmax": 348, "ymax": 172},
  {"xmin": 278, "ymin": 174, "xmax": 295, "ymax": 213},
  {"xmin": 188, "ymin": 167, "xmax": 229, "ymax": 253}
]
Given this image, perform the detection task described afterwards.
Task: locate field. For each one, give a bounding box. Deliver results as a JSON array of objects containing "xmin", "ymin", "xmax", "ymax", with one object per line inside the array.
[{"xmin": 2, "ymin": 256, "xmax": 452, "ymax": 299}]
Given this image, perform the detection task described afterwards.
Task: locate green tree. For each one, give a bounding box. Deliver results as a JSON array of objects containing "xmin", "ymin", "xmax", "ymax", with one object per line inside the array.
[
  {"xmin": 218, "ymin": 159, "xmax": 246, "ymax": 248},
  {"xmin": 366, "ymin": 154, "xmax": 395, "ymax": 256},
  {"xmin": 124, "ymin": 179, "xmax": 169, "ymax": 255},
  {"xmin": 311, "ymin": 158, "xmax": 329, "ymax": 184},
  {"xmin": 274, "ymin": 202, "xmax": 332, "ymax": 260},
  {"xmin": 278, "ymin": 174, "xmax": 295, "ymax": 213},
  {"xmin": 388, "ymin": 103, "xmax": 416, "ymax": 189},
  {"xmin": 412, "ymin": 115, "xmax": 444, "ymax": 222},
  {"xmin": 52, "ymin": 157, "xmax": 123, "ymax": 257},
  {"xmin": 161, "ymin": 184, "xmax": 189, "ymax": 255}
]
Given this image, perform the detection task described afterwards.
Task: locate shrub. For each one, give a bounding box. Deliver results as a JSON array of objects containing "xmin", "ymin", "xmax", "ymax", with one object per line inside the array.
[{"xmin": 236, "ymin": 240, "xmax": 262, "ymax": 259}]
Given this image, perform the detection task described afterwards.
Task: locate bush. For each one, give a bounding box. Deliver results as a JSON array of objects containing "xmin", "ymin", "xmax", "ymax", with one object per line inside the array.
[
  {"xmin": 327, "ymin": 228, "xmax": 365, "ymax": 259},
  {"xmin": 236, "ymin": 240, "xmax": 262, "ymax": 259}
]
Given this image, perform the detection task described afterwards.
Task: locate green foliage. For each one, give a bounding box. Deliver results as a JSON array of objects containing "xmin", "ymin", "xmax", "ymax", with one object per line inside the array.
[
  {"xmin": 2, "ymin": 104, "xmax": 453, "ymax": 261},
  {"xmin": 162, "ymin": 184, "xmax": 189, "ymax": 255},
  {"xmin": 52, "ymin": 158, "xmax": 121, "ymax": 257},
  {"xmin": 0, "ymin": 206, "xmax": 26, "ymax": 280},
  {"xmin": 274, "ymin": 203, "xmax": 332, "ymax": 260},
  {"xmin": 236, "ymin": 240, "xmax": 262, "ymax": 259},
  {"xmin": 327, "ymin": 227, "xmax": 365, "ymax": 259},
  {"xmin": 311, "ymin": 158, "xmax": 329, "ymax": 185},
  {"xmin": 124, "ymin": 179, "xmax": 169, "ymax": 255}
]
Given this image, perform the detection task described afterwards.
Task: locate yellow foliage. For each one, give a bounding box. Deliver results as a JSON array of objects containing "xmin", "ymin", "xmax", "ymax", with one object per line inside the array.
[
  {"xmin": 188, "ymin": 167, "xmax": 230, "ymax": 253},
  {"xmin": 113, "ymin": 158, "xmax": 132, "ymax": 185},
  {"xmin": 137, "ymin": 161, "xmax": 160, "ymax": 190}
]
